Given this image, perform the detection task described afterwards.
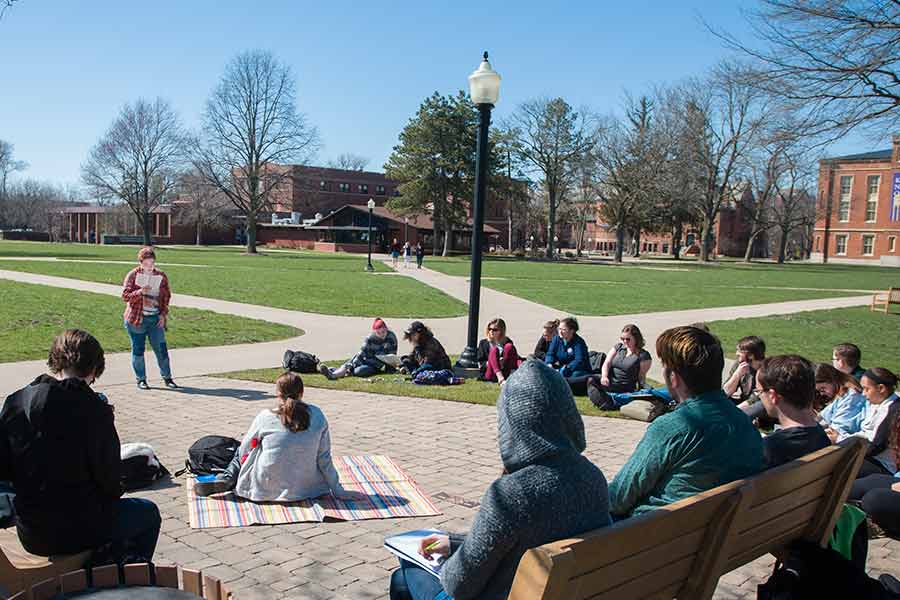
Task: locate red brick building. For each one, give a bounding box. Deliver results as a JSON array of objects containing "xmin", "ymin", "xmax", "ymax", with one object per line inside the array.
[
  {"xmin": 812, "ymin": 136, "xmax": 900, "ymax": 266},
  {"xmin": 266, "ymin": 165, "xmax": 399, "ymax": 217}
]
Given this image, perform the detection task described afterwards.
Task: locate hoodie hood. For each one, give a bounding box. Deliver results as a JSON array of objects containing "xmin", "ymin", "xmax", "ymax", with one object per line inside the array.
[{"xmin": 497, "ymin": 359, "xmax": 586, "ymax": 473}]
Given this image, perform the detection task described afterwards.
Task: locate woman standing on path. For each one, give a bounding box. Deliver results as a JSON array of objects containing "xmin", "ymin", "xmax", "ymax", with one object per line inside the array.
[
  {"xmin": 121, "ymin": 247, "xmax": 177, "ymax": 390},
  {"xmin": 415, "ymin": 242, "xmax": 425, "ymax": 269},
  {"xmin": 403, "ymin": 242, "xmax": 412, "ymax": 269},
  {"xmin": 390, "ymin": 238, "xmax": 402, "ymax": 269}
]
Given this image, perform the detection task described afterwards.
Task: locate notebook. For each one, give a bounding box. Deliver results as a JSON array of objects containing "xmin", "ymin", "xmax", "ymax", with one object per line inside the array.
[
  {"xmin": 376, "ymin": 354, "xmax": 403, "ymax": 368},
  {"xmin": 135, "ymin": 272, "xmax": 163, "ymax": 295},
  {"xmin": 383, "ymin": 529, "xmax": 446, "ymax": 579}
]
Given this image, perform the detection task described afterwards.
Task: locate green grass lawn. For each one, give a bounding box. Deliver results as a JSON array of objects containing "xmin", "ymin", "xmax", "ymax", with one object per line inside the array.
[
  {"xmin": 219, "ymin": 361, "xmax": 631, "ymax": 419},
  {"xmin": 0, "ymin": 241, "xmax": 466, "ymax": 318},
  {"xmin": 425, "ymin": 256, "xmax": 899, "ymax": 315},
  {"xmin": 709, "ymin": 306, "xmax": 900, "ymax": 372},
  {"xmin": 0, "ymin": 279, "xmax": 302, "ymax": 363}
]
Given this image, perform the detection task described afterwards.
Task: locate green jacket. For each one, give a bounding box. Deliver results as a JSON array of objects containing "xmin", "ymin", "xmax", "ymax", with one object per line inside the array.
[{"xmin": 609, "ymin": 389, "xmax": 765, "ymax": 517}]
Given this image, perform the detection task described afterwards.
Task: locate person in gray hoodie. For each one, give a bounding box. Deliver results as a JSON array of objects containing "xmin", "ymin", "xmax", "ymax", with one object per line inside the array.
[{"xmin": 388, "ymin": 359, "xmax": 611, "ymax": 600}]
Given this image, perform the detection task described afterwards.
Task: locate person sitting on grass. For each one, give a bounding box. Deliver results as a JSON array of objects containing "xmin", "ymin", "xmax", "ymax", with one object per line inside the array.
[
  {"xmin": 597, "ymin": 324, "xmax": 652, "ymax": 393},
  {"xmin": 727, "ymin": 335, "xmax": 766, "ymax": 406},
  {"xmin": 194, "ymin": 372, "xmax": 361, "ymax": 501},
  {"xmin": 388, "ymin": 360, "xmax": 611, "ymax": 600},
  {"xmin": 815, "ymin": 363, "xmax": 867, "ymax": 442},
  {"xmin": 532, "ymin": 319, "xmax": 559, "ymax": 361},
  {"xmin": 399, "ymin": 321, "xmax": 452, "ymax": 376},
  {"xmin": 833, "ymin": 342, "xmax": 866, "ymax": 382},
  {"xmin": 543, "ymin": 317, "xmax": 591, "ymax": 379},
  {"xmin": 476, "ymin": 318, "xmax": 521, "ymax": 385},
  {"xmin": 852, "ymin": 368, "xmax": 900, "ymax": 479},
  {"xmin": 319, "ymin": 318, "xmax": 398, "ymax": 380},
  {"xmin": 849, "ymin": 413, "xmax": 900, "ymax": 538},
  {"xmin": 0, "ymin": 329, "xmax": 161, "ymax": 563},
  {"xmin": 608, "ymin": 326, "xmax": 764, "ymax": 519},
  {"xmin": 756, "ymin": 355, "xmax": 831, "ymax": 468}
]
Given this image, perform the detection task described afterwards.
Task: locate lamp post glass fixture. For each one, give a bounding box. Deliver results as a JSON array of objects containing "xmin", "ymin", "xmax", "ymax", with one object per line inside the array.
[
  {"xmin": 365, "ymin": 198, "xmax": 376, "ymax": 272},
  {"xmin": 457, "ymin": 51, "xmax": 501, "ymax": 369}
]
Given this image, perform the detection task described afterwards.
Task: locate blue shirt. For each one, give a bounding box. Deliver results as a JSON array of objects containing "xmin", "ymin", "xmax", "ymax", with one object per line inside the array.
[
  {"xmin": 609, "ymin": 389, "xmax": 765, "ymax": 517},
  {"xmin": 543, "ymin": 334, "xmax": 590, "ymax": 377},
  {"xmin": 820, "ymin": 388, "xmax": 867, "ymax": 441}
]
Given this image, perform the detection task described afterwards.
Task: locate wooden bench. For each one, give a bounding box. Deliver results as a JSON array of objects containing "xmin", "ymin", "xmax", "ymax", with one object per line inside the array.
[
  {"xmin": 7, "ymin": 563, "xmax": 230, "ymax": 600},
  {"xmin": 871, "ymin": 287, "xmax": 900, "ymax": 314},
  {"xmin": 508, "ymin": 437, "xmax": 866, "ymax": 600},
  {"xmin": 0, "ymin": 528, "xmax": 91, "ymax": 599}
]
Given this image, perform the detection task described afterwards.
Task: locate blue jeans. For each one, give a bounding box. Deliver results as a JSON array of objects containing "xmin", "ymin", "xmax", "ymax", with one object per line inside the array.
[
  {"xmin": 108, "ymin": 498, "xmax": 161, "ymax": 563},
  {"xmin": 389, "ymin": 560, "xmax": 452, "ymax": 600},
  {"xmin": 125, "ymin": 314, "xmax": 172, "ymax": 381},
  {"xmin": 610, "ymin": 387, "xmax": 673, "ymax": 407},
  {"xmin": 353, "ymin": 364, "xmax": 378, "ymax": 377}
]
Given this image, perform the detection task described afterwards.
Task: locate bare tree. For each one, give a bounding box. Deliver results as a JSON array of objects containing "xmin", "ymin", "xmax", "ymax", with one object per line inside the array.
[
  {"xmin": 507, "ymin": 98, "xmax": 596, "ymax": 259},
  {"xmin": 193, "ymin": 50, "xmax": 319, "ymax": 254},
  {"xmin": 676, "ymin": 63, "xmax": 768, "ymax": 261},
  {"xmin": 0, "ymin": 0, "xmax": 20, "ymax": 21},
  {"xmin": 175, "ymin": 171, "xmax": 233, "ymax": 245},
  {"xmin": 0, "ymin": 139, "xmax": 28, "ymax": 213},
  {"xmin": 3, "ymin": 179, "xmax": 74, "ymax": 240},
  {"xmin": 770, "ymin": 151, "xmax": 817, "ymax": 263},
  {"xmin": 82, "ymin": 98, "xmax": 186, "ymax": 246},
  {"xmin": 712, "ymin": 0, "xmax": 900, "ymax": 138},
  {"xmin": 327, "ymin": 153, "xmax": 369, "ymax": 171}
]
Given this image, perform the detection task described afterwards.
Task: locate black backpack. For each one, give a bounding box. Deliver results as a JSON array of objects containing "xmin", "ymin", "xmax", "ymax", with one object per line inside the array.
[
  {"xmin": 120, "ymin": 443, "xmax": 170, "ymax": 491},
  {"xmin": 283, "ymin": 350, "xmax": 319, "ymax": 374},
  {"xmin": 173, "ymin": 435, "xmax": 240, "ymax": 477}
]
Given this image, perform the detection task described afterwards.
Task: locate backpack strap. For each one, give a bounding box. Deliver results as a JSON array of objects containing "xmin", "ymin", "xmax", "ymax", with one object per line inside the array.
[{"xmin": 173, "ymin": 459, "xmax": 191, "ymax": 478}]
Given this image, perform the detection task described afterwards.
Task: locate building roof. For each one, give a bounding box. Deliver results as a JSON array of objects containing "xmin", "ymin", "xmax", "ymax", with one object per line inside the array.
[
  {"xmin": 59, "ymin": 203, "xmax": 172, "ymax": 214},
  {"xmin": 311, "ymin": 204, "xmax": 500, "ymax": 234},
  {"xmin": 822, "ymin": 149, "xmax": 893, "ymax": 163}
]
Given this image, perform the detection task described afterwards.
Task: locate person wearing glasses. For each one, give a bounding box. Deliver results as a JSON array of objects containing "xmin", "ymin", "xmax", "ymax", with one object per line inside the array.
[
  {"xmin": 599, "ymin": 324, "xmax": 652, "ymax": 394},
  {"xmin": 543, "ymin": 317, "xmax": 591, "ymax": 379},
  {"xmin": 476, "ymin": 318, "xmax": 521, "ymax": 385}
]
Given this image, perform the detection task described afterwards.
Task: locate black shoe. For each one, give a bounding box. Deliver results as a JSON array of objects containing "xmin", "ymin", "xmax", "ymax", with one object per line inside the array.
[
  {"xmin": 193, "ymin": 478, "xmax": 233, "ymax": 497},
  {"xmin": 587, "ymin": 380, "xmax": 617, "ymax": 410},
  {"xmin": 137, "ymin": 380, "xmax": 150, "ymax": 390},
  {"xmin": 163, "ymin": 378, "xmax": 179, "ymax": 389},
  {"xmin": 318, "ymin": 362, "xmax": 337, "ymax": 381}
]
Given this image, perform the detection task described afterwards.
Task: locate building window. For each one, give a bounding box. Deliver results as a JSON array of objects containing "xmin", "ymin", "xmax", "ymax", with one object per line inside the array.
[
  {"xmin": 865, "ymin": 175, "xmax": 879, "ymax": 222},
  {"xmin": 889, "ymin": 236, "xmax": 896, "ymax": 253},
  {"xmin": 376, "ymin": 185, "xmax": 386, "ymax": 195},
  {"xmin": 358, "ymin": 184, "xmax": 368, "ymax": 194},
  {"xmin": 835, "ymin": 234, "xmax": 847, "ymax": 255},
  {"xmin": 862, "ymin": 234, "xmax": 875, "ymax": 256},
  {"xmin": 338, "ymin": 183, "xmax": 350, "ymax": 193},
  {"xmin": 815, "ymin": 236, "xmax": 821, "ymax": 252},
  {"xmin": 320, "ymin": 180, "xmax": 328, "ymax": 191},
  {"xmin": 838, "ymin": 175, "xmax": 852, "ymax": 222},
  {"xmin": 662, "ymin": 243, "xmax": 669, "ymax": 254}
]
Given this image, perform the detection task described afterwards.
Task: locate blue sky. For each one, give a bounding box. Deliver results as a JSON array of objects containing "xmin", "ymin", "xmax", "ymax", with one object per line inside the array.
[{"xmin": 0, "ymin": 0, "xmax": 877, "ymax": 188}]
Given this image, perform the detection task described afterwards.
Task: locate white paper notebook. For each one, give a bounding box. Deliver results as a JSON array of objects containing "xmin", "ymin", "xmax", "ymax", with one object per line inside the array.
[
  {"xmin": 376, "ymin": 354, "xmax": 402, "ymax": 368},
  {"xmin": 383, "ymin": 529, "xmax": 446, "ymax": 579},
  {"xmin": 135, "ymin": 272, "xmax": 163, "ymax": 294}
]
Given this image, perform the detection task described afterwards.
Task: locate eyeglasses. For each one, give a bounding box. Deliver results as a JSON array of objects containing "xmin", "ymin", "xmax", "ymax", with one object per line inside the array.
[
  {"xmin": 488, "ymin": 327, "xmax": 501, "ymax": 332},
  {"xmin": 620, "ymin": 336, "xmax": 633, "ymax": 342}
]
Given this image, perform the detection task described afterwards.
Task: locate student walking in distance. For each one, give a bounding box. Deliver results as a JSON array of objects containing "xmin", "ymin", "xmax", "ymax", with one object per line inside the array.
[
  {"xmin": 122, "ymin": 247, "xmax": 176, "ymax": 390},
  {"xmin": 194, "ymin": 372, "xmax": 363, "ymax": 501},
  {"xmin": 415, "ymin": 242, "xmax": 425, "ymax": 269},
  {"xmin": 388, "ymin": 360, "xmax": 611, "ymax": 600},
  {"xmin": 0, "ymin": 330, "xmax": 161, "ymax": 562},
  {"xmin": 390, "ymin": 238, "xmax": 402, "ymax": 269}
]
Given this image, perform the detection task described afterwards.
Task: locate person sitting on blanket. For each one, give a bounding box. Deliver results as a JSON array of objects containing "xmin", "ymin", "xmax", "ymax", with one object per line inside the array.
[
  {"xmin": 319, "ymin": 318, "xmax": 398, "ymax": 380},
  {"xmin": 388, "ymin": 360, "xmax": 611, "ymax": 600},
  {"xmin": 755, "ymin": 355, "xmax": 830, "ymax": 468},
  {"xmin": 0, "ymin": 329, "xmax": 161, "ymax": 562},
  {"xmin": 399, "ymin": 321, "xmax": 452, "ymax": 376},
  {"xmin": 194, "ymin": 372, "xmax": 362, "ymax": 501},
  {"xmin": 608, "ymin": 326, "xmax": 764, "ymax": 519},
  {"xmin": 475, "ymin": 318, "xmax": 521, "ymax": 385}
]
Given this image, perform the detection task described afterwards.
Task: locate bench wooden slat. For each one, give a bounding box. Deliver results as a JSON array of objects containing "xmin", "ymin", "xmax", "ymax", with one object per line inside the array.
[
  {"xmin": 30, "ymin": 578, "xmax": 58, "ymax": 600},
  {"xmin": 154, "ymin": 565, "xmax": 179, "ymax": 589},
  {"xmin": 579, "ymin": 555, "xmax": 695, "ymax": 600},
  {"xmin": 60, "ymin": 569, "xmax": 88, "ymax": 594},
  {"xmin": 736, "ymin": 477, "xmax": 830, "ymax": 533},
  {"xmin": 182, "ymin": 569, "xmax": 202, "ymax": 596},
  {"xmin": 124, "ymin": 563, "xmax": 151, "ymax": 586},
  {"xmin": 91, "ymin": 564, "xmax": 118, "ymax": 589},
  {"xmin": 203, "ymin": 574, "xmax": 222, "ymax": 600}
]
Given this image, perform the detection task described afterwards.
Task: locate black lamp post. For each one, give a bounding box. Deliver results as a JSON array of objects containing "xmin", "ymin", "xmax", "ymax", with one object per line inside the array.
[
  {"xmin": 365, "ymin": 197, "xmax": 375, "ymax": 272},
  {"xmin": 457, "ymin": 51, "xmax": 502, "ymax": 369}
]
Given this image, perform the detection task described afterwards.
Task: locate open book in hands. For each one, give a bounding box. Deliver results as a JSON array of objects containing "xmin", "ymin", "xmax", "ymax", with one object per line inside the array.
[{"xmin": 383, "ymin": 529, "xmax": 447, "ymax": 579}]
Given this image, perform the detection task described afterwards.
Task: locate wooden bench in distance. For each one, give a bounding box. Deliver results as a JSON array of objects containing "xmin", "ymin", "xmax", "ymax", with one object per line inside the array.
[
  {"xmin": 871, "ymin": 287, "xmax": 900, "ymax": 314},
  {"xmin": 508, "ymin": 437, "xmax": 866, "ymax": 600}
]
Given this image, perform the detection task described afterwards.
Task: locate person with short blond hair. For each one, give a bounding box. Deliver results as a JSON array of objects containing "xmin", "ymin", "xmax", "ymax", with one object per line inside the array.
[{"xmin": 608, "ymin": 326, "xmax": 763, "ymax": 518}]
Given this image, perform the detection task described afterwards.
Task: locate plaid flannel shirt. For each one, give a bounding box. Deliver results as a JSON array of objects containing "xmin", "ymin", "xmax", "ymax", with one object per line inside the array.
[{"xmin": 122, "ymin": 267, "xmax": 171, "ymax": 326}]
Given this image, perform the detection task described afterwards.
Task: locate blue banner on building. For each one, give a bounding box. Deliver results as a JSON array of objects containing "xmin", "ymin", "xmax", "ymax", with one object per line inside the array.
[{"xmin": 892, "ymin": 172, "xmax": 900, "ymax": 222}]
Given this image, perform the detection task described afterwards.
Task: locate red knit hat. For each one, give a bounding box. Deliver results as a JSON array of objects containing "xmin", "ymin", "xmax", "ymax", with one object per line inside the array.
[{"xmin": 372, "ymin": 318, "xmax": 386, "ymax": 331}]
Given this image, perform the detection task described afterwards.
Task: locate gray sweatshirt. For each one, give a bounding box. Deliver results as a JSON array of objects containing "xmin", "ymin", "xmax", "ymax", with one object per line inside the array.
[
  {"xmin": 233, "ymin": 406, "xmax": 345, "ymax": 502},
  {"xmin": 439, "ymin": 359, "xmax": 612, "ymax": 600}
]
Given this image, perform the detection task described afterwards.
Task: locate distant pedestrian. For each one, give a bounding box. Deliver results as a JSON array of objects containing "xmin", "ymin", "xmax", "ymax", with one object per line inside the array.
[
  {"xmin": 390, "ymin": 238, "xmax": 401, "ymax": 269},
  {"xmin": 415, "ymin": 242, "xmax": 425, "ymax": 269},
  {"xmin": 122, "ymin": 247, "xmax": 177, "ymax": 390},
  {"xmin": 403, "ymin": 242, "xmax": 412, "ymax": 268}
]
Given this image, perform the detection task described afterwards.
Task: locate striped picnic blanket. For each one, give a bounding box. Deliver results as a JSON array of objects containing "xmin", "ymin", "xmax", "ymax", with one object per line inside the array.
[{"xmin": 187, "ymin": 455, "xmax": 441, "ymax": 528}]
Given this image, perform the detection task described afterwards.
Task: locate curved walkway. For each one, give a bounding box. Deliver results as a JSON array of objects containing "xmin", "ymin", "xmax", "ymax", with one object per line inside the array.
[{"xmin": 0, "ymin": 266, "xmax": 872, "ymax": 397}]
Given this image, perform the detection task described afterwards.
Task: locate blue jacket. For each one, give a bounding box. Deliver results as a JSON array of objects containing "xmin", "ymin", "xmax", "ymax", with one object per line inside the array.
[
  {"xmin": 543, "ymin": 334, "xmax": 590, "ymax": 377},
  {"xmin": 821, "ymin": 388, "xmax": 867, "ymax": 441}
]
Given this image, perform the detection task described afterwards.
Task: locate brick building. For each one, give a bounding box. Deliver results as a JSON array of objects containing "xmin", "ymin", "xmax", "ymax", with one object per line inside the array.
[
  {"xmin": 266, "ymin": 165, "xmax": 399, "ymax": 217},
  {"xmin": 812, "ymin": 136, "xmax": 900, "ymax": 266}
]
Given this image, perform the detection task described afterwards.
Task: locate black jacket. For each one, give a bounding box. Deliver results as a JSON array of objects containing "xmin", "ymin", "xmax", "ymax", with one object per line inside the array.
[{"xmin": 0, "ymin": 375, "xmax": 122, "ymax": 556}]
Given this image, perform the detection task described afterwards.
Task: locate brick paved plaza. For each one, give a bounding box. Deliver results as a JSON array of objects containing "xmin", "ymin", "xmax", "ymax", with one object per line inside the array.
[{"xmin": 106, "ymin": 376, "xmax": 900, "ymax": 599}]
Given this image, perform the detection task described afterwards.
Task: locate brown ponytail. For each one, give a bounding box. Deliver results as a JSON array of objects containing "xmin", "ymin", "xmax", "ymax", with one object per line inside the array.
[{"xmin": 274, "ymin": 372, "xmax": 310, "ymax": 432}]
